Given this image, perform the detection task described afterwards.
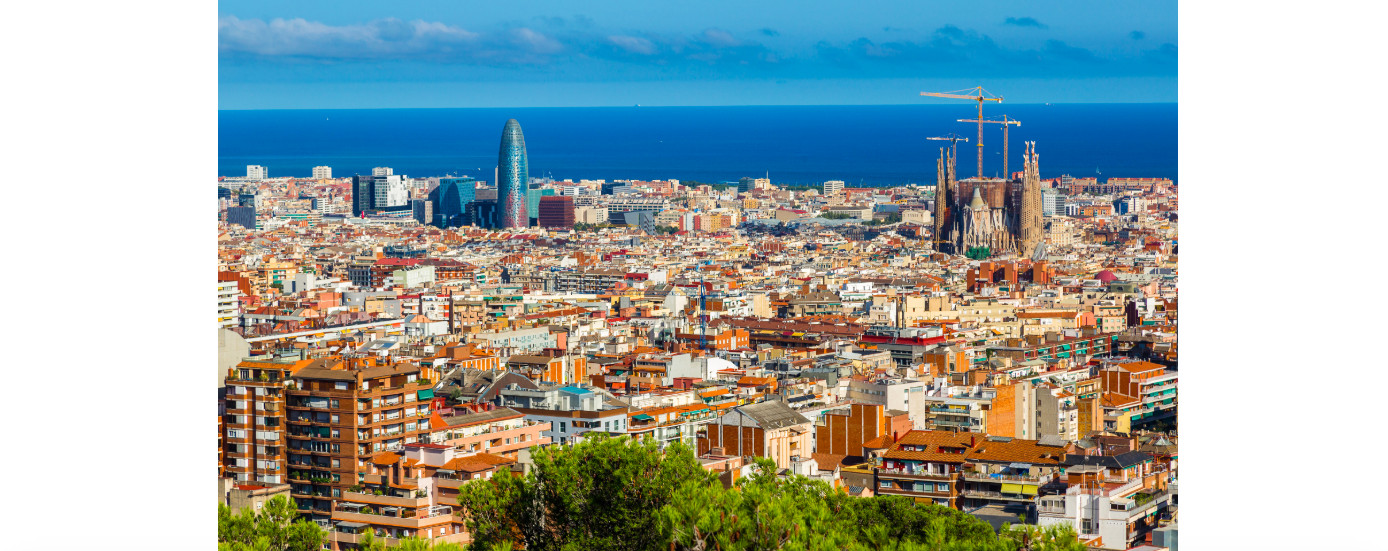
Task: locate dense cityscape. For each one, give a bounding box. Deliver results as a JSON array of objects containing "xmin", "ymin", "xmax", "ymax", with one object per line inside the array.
[{"xmin": 217, "ymin": 112, "xmax": 1178, "ymax": 550}]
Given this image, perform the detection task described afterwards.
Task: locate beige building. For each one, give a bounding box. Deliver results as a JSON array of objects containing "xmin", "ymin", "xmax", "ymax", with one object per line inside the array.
[
  {"xmin": 696, "ymin": 401, "xmax": 813, "ymax": 469},
  {"xmin": 575, "ymin": 206, "xmax": 610, "ymax": 225}
]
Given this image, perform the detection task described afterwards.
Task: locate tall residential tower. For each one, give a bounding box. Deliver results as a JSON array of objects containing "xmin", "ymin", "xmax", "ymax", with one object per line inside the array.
[{"xmin": 498, "ymin": 119, "xmax": 529, "ymax": 228}]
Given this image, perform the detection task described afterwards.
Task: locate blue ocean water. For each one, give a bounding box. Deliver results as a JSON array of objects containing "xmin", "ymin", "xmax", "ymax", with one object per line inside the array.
[{"xmin": 218, "ymin": 104, "xmax": 1175, "ymax": 186}]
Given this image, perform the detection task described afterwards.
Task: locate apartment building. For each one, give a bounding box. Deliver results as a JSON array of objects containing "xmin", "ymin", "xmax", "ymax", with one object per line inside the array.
[
  {"xmin": 920, "ymin": 396, "xmax": 988, "ymax": 434},
  {"xmin": 696, "ymin": 400, "xmax": 813, "ymax": 469},
  {"xmin": 496, "ymin": 384, "xmax": 630, "ymax": 445},
  {"xmin": 989, "ymin": 381, "xmax": 1081, "ymax": 441},
  {"xmin": 425, "ymin": 407, "xmax": 552, "ymax": 459},
  {"xmin": 1036, "ymin": 452, "xmax": 1174, "ymax": 550},
  {"xmin": 331, "ymin": 443, "xmax": 507, "ymax": 547},
  {"xmin": 223, "ymin": 357, "xmax": 313, "ymax": 486},
  {"xmin": 1099, "ymin": 360, "xmax": 1177, "ymax": 430},
  {"xmin": 988, "ymin": 329, "xmax": 1115, "ymax": 364},
  {"xmin": 846, "ymin": 377, "xmax": 926, "ymax": 429},
  {"xmin": 553, "ymin": 268, "xmax": 627, "ymax": 294},
  {"xmin": 874, "ymin": 430, "xmax": 974, "ymax": 507},
  {"xmin": 813, "ymin": 403, "xmax": 910, "ymax": 458},
  {"xmin": 286, "ymin": 359, "xmax": 438, "ymax": 520},
  {"xmin": 626, "ymin": 402, "xmax": 720, "ymax": 448},
  {"xmin": 957, "ymin": 436, "xmax": 1068, "ymax": 526},
  {"xmin": 218, "ymin": 280, "xmax": 243, "ymax": 328}
]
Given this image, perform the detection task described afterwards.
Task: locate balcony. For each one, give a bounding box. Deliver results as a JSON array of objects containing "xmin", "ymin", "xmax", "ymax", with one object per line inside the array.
[
  {"xmin": 961, "ymin": 472, "xmax": 1055, "ymax": 484},
  {"xmin": 877, "ymin": 487, "xmax": 954, "ymax": 499},
  {"xmin": 1037, "ymin": 505, "xmax": 1066, "ymax": 516},
  {"xmin": 959, "ymin": 489, "xmax": 1035, "ymax": 502},
  {"xmin": 331, "ymin": 506, "xmax": 455, "ymax": 530},
  {"xmin": 343, "ymin": 491, "xmax": 430, "ymax": 508},
  {"xmin": 876, "ymin": 468, "xmax": 953, "ymax": 481},
  {"xmin": 929, "ymin": 407, "xmax": 971, "ymax": 415},
  {"xmin": 332, "ymin": 532, "xmax": 470, "ymax": 547}
]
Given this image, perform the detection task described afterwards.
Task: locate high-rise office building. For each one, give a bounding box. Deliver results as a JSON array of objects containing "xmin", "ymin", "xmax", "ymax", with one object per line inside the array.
[
  {"xmin": 469, "ymin": 199, "xmax": 501, "ymax": 229},
  {"xmin": 247, "ymin": 165, "xmax": 268, "ymax": 180},
  {"xmin": 227, "ymin": 206, "xmax": 257, "ymax": 229},
  {"xmin": 373, "ymin": 174, "xmax": 408, "ymax": 209},
  {"xmin": 822, "ymin": 180, "xmax": 845, "ymax": 196},
  {"xmin": 429, "ymin": 177, "xmax": 477, "ymax": 228},
  {"xmin": 351, "ymin": 175, "xmax": 372, "ymax": 216},
  {"xmin": 412, "ymin": 199, "xmax": 433, "ymax": 225},
  {"xmin": 527, "ymin": 187, "xmax": 555, "ymax": 223},
  {"xmin": 311, "ymin": 166, "xmax": 332, "ymax": 180},
  {"xmin": 498, "ymin": 119, "xmax": 529, "ymax": 228},
  {"xmin": 538, "ymin": 195, "xmax": 575, "ymax": 229}
]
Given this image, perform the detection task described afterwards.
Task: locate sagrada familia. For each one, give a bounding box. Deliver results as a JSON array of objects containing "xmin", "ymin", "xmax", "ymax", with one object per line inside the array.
[{"xmin": 932, "ymin": 141, "xmax": 1045, "ymax": 257}]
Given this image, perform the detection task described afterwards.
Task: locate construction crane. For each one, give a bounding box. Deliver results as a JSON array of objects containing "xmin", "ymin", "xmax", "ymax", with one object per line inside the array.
[
  {"xmin": 955, "ymin": 115, "xmax": 1021, "ymax": 179},
  {"xmin": 921, "ymin": 87, "xmax": 1003, "ymax": 179},
  {"xmin": 925, "ymin": 134, "xmax": 969, "ymax": 162}
]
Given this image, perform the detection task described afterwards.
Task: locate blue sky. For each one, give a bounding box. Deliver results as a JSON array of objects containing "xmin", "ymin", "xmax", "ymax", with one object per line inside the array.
[{"xmin": 219, "ymin": 1, "xmax": 1176, "ymax": 109}]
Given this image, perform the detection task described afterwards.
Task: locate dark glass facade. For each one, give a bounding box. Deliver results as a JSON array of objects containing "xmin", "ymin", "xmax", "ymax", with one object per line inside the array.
[
  {"xmin": 468, "ymin": 199, "xmax": 501, "ymax": 230},
  {"xmin": 429, "ymin": 176, "xmax": 477, "ymax": 228},
  {"xmin": 498, "ymin": 119, "xmax": 529, "ymax": 229}
]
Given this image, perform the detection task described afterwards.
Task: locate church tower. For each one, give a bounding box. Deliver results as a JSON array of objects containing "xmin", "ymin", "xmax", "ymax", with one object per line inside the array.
[
  {"xmin": 933, "ymin": 147, "xmax": 955, "ymax": 253},
  {"xmin": 1018, "ymin": 141, "xmax": 1044, "ymax": 255}
]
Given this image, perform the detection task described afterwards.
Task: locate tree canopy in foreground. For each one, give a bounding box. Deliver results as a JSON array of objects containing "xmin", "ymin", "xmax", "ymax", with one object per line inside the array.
[{"xmin": 458, "ymin": 434, "xmax": 1085, "ymax": 551}]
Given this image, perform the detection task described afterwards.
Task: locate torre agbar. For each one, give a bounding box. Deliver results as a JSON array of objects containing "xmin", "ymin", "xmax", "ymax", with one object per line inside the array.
[
  {"xmin": 498, "ymin": 119, "xmax": 529, "ymax": 229},
  {"xmin": 933, "ymin": 141, "xmax": 1045, "ymax": 256}
]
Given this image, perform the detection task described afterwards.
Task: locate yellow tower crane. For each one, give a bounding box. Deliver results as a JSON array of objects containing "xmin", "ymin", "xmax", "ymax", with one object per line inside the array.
[
  {"xmin": 957, "ymin": 115, "xmax": 1021, "ymax": 179},
  {"xmin": 921, "ymin": 87, "xmax": 1003, "ymax": 179}
]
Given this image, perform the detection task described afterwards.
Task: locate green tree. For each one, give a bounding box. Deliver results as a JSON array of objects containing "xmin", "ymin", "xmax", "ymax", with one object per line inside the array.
[
  {"xmin": 1000, "ymin": 523, "xmax": 1087, "ymax": 551},
  {"xmin": 966, "ymin": 246, "xmax": 992, "ymax": 260},
  {"xmin": 457, "ymin": 434, "xmax": 716, "ymax": 551},
  {"xmin": 217, "ymin": 496, "xmax": 324, "ymax": 551}
]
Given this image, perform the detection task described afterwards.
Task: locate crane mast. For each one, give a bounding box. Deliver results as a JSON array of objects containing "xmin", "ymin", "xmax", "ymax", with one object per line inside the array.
[{"xmin": 921, "ymin": 87, "xmax": 1003, "ymax": 179}]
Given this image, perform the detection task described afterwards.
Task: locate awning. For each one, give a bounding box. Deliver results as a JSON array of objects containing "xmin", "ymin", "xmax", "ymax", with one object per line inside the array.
[
  {"xmin": 1000, "ymin": 483, "xmax": 1023, "ymax": 494},
  {"xmin": 417, "ymin": 389, "xmax": 435, "ymax": 400},
  {"xmin": 336, "ymin": 522, "xmax": 367, "ymax": 531},
  {"xmin": 1021, "ymin": 485, "xmax": 1038, "ymax": 495},
  {"xmin": 1008, "ymin": 462, "xmax": 1032, "ymax": 469},
  {"xmin": 632, "ymin": 414, "xmax": 654, "ymax": 421}
]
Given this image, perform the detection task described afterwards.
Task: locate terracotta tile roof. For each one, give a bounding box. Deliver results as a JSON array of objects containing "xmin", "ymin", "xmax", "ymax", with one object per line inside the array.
[
  {"xmin": 862, "ymin": 434, "xmax": 893, "ymax": 449},
  {"xmin": 883, "ymin": 430, "xmax": 975, "ymax": 463},
  {"xmin": 965, "ymin": 438, "xmax": 1067, "ymax": 465},
  {"xmin": 370, "ymin": 452, "xmax": 401, "ymax": 466},
  {"xmin": 1100, "ymin": 392, "xmax": 1140, "ymax": 408}
]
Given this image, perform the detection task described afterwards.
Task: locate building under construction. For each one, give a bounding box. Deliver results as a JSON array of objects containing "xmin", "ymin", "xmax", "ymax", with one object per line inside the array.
[{"xmin": 932, "ymin": 141, "xmax": 1044, "ymax": 257}]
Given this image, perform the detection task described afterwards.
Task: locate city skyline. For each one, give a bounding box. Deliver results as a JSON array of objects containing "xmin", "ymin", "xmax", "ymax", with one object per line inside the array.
[{"xmin": 219, "ymin": 1, "xmax": 1176, "ymax": 109}]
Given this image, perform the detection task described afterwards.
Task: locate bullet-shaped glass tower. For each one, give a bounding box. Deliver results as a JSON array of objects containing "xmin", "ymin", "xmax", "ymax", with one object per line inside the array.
[{"xmin": 498, "ymin": 119, "xmax": 529, "ymax": 228}]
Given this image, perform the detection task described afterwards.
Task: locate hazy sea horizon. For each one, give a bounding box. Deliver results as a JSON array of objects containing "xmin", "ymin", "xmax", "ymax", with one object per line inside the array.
[{"xmin": 219, "ymin": 104, "xmax": 1176, "ymax": 186}]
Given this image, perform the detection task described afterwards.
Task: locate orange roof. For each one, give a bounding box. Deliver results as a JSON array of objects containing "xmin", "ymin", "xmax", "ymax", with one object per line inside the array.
[
  {"xmin": 700, "ymin": 387, "xmax": 731, "ymax": 398},
  {"xmin": 370, "ymin": 452, "xmax": 401, "ymax": 466},
  {"xmin": 884, "ymin": 430, "xmax": 975, "ymax": 463},
  {"xmin": 1100, "ymin": 392, "xmax": 1141, "ymax": 408},
  {"xmin": 966, "ymin": 438, "xmax": 1066, "ymax": 464}
]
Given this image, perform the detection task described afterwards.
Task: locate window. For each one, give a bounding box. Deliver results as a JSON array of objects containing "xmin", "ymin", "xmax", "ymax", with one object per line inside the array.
[
  {"xmin": 880, "ymin": 480, "xmax": 891, "ymax": 488},
  {"xmin": 1081, "ymin": 519, "xmax": 1094, "ymax": 534}
]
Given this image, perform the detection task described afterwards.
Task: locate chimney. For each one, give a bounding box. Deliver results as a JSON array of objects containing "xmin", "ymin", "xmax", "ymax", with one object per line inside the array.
[{"xmin": 970, "ymin": 435, "xmax": 976, "ymax": 447}]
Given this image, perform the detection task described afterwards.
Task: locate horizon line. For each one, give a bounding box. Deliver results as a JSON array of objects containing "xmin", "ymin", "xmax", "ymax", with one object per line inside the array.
[{"xmin": 219, "ymin": 101, "xmax": 1176, "ymax": 112}]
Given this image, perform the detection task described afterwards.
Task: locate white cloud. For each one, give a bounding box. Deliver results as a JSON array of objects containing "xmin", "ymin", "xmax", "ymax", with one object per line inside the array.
[{"xmin": 608, "ymin": 35, "xmax": 657, "ymax": 55}]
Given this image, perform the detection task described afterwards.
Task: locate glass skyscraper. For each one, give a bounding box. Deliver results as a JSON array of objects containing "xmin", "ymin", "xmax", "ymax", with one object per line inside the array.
[
  {"xmin": 429, "ymin": 176, "xmax": 477, "ymax": 228},
  {"xmin": 498, "ymin": 119, "xmax": 529, "ymax": 228}
]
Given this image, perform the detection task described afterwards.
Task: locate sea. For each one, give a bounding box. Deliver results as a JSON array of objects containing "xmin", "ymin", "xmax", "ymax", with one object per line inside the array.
[{"xmin": 218, "ymin": 104, "xmax": 1176, "ymax": 186}]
